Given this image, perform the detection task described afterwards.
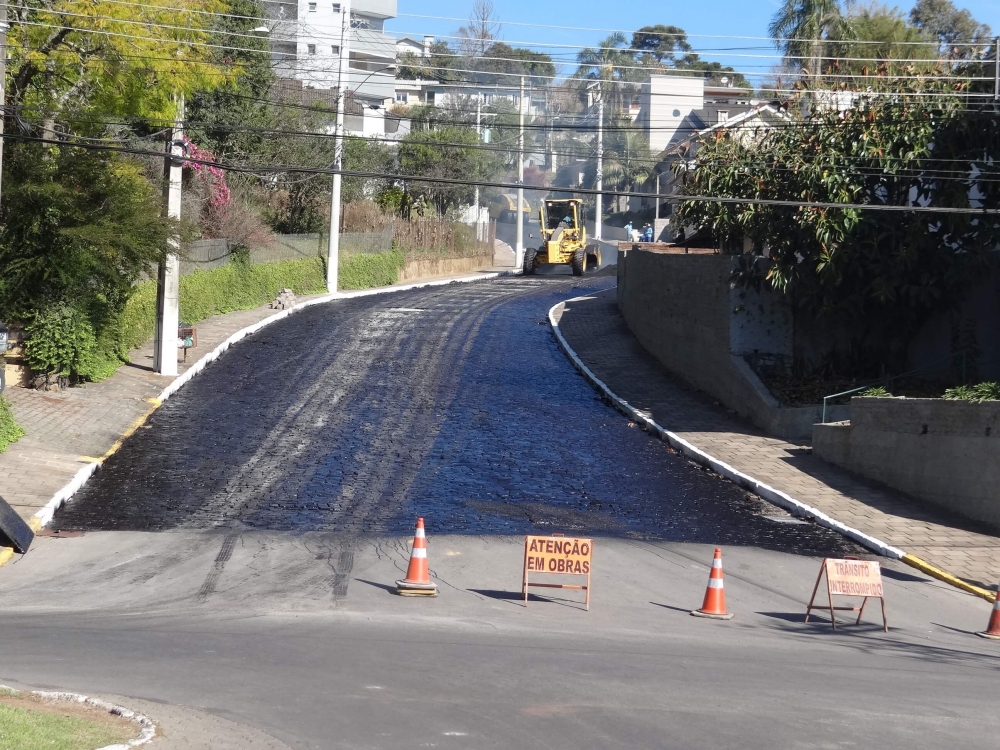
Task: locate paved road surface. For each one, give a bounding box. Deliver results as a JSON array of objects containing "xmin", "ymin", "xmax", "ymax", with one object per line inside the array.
[{"xmin": 1, "ymin": 275, "xmax": 997, "ymax": 750}]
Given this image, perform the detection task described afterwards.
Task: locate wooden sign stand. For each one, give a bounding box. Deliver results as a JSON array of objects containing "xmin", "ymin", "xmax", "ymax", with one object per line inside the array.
[
  {"xmin": 522, "ymin": 534, "xmax": 592, "ymax": 610},
  {"xmin": 805, "ymin": 557, "xmax": 887, "ymax": 632}
]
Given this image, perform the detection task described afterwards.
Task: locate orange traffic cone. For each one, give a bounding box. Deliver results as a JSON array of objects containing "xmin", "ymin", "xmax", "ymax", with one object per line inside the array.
[
  {"xmin": 395, "ymin": 517, "xmax": 438, "ymax": 597},
  {"xmin": 691, "ymin": 548, "xmax": 734, "ymax": 620},
  {"xmin": 976, "ymin": 586, "xmax": 1000, "ymax": 640}
]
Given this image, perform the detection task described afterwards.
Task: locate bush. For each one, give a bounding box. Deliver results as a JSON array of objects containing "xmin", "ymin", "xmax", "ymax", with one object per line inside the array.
[
  {"xmin": 339, "ymin": 252, "xmax": 404, "ymax": 290},
  {"xmin": 943, "ymin": 382, "xmax": 1000, "ymax": 403},
  {"xmin": 858, "ymin": 386, "xmax": 892, "ymax": 398},
  {"xmin": 24, "ymin": 257, "xmax": 328, "ymax": 383},
  {"xmin": 0, "ymin": 396, "xmax": 26, "ymax": 452}
]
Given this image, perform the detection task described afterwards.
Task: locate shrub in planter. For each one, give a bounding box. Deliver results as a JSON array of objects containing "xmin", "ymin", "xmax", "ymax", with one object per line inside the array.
[{"xmin": 24, "ymin": 304, "xmax": 97, "ymax": 383}]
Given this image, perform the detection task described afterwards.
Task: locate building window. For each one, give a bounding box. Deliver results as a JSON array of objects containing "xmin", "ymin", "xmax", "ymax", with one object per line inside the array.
[
  {"xmin": 331, "ymin": 45, "xmax": 339, "ymax": 55},
  {"xmin": 307, "ymin": 2, "xmax": 316, "ymax": 10},
  {"xmin": 718, "ymin": 110, "xmax": 729, "ymax": 124},
  {"xmin": 307, "ymin": 44, "xmax": 316, "ymax": 55},
  {"xmin": 332, "ymin": 2, "xmax": 340, "ymax": 10},
  {"xmin": 396, "ymin": 92, "xmax": 408, "ymax": 103},
  {"xmin": 425, "ymin": 91, "xmax": 435, "ymax": 105}
]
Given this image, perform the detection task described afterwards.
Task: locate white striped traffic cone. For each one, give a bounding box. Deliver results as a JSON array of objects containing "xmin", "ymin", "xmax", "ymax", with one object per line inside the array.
[
  {"xmin": 395, "ymin": 517, "xmax": 438, "ymax": 597},
  {"xmin": 691, "ymin": 548, "xmax": 734, "ymax": 620},
  {"xmin": 977, "ymin": 585, "xmax": 1000, "ymax": 640}
]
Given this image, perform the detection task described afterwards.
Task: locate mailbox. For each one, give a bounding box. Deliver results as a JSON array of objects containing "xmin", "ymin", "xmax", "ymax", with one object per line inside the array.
[{"xmin": 177, "ymin": 323, "xmax": 197, "ymax": 362}]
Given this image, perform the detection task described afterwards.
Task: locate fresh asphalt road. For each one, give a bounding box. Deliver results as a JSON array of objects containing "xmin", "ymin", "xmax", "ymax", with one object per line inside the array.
[{"xmin": 0, "ymin": 275, "xmax": 997, "ymax": 750}]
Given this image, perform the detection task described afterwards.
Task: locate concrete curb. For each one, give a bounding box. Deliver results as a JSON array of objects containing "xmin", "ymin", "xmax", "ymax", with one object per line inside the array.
[
  {"xmin": 1, "ymin": 269, "xmax": 518, "ymax": 560},
  {"xmin": 0, "ymin": 684, "xmax": 157, "ymax": 747},
  {"xmin": 549, "ymin": 296, "xmax": 999, "ymax": 604}
]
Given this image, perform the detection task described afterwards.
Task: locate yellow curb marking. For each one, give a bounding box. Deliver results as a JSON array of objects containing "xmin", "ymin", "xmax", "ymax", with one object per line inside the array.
[
  {"xmin": 1, "ymin": 398, "xmax": 164, "ymax": 569},
  {"xmin": 901, "ymin": 553, "xmax": 996, "ymax": 604}
]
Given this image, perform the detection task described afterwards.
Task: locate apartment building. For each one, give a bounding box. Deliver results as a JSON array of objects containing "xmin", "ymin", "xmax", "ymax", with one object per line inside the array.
[{"xmin": 267, "ymin": 0, "xmax": 397, "ymax": 133}]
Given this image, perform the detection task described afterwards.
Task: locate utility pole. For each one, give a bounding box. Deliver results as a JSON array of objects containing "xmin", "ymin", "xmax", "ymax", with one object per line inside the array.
[
  {"xmin": 153, "ymin": 95, "xmax": 184, "ymax": 376},
  {"xmin": 516, "ymin": 75, "xmax": 525, "ymax": 268},
  {"xmin": 0, "ymin": 0, "xmax": 8, "ymax": 203},
  {"xmin": 595, "ymin": 95, "xmax": 604, "ymax": 242},
  {"xmin": 327, "ymin": 0, "xmax": 352, "ymax": 294},
  {"xmin": 474, "ymin": 96, "xmax": 482, "ymax": 231},
  {"xmin": 994, "ymin": 36, "xmax": 999, "ymax": 101}
]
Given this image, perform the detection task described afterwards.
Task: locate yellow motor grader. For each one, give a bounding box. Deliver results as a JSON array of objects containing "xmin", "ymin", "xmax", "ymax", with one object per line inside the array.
[{"xmin": 523, "ymin": 198, "xmax": 601, "ymax": 276}]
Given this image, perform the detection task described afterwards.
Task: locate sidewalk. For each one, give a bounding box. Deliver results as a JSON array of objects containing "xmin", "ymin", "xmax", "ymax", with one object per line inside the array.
[
  {"xmin": 0, "ymin": 267, "xmax": 516, "ymax": 527},
  {"xmin": 554, "ymin": 288, "xmax": 1000, "ymax": 590}
]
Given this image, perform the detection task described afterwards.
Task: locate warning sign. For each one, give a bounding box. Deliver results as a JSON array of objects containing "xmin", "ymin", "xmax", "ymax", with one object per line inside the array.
[
  {"xmin": 825, "ymin": 559, "xmax": 884, "ymax": 597},
  {"xmin": 805, "ymin": 557, "xmax": 887, "ymax": 631},
  {"xmin": 522, "ymin": 535, "xmax": 593, "ymax": 610},
  {"xmin": 524, "ymin": 536, "xmax": 592, "ymax": 575}
]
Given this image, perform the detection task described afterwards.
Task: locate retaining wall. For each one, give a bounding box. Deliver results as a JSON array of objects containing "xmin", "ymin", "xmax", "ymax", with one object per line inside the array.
[
  {"xmin": 616, "ymin": 246, "xmax": 844, "ymax": 441},
  {"xmin": 398, "ymin": 255, "xmax": 492, "ymax": 283},
  {"xmin": 813, "ymin": 398, "xmax": 1000, "ymax": 530}
]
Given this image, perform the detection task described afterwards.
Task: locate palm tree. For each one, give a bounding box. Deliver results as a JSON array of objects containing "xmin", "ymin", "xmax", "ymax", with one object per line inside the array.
[
  {"xmin": 768, "ymin": 0, "xmax": 843, "ymax": 83},
  {"xmin": 574, "ymin": 32, "xmax": 638, "ymax": 111},
  {"xmin": 603, "ymin": 125, "xmax": 652, "ymax": 213}
]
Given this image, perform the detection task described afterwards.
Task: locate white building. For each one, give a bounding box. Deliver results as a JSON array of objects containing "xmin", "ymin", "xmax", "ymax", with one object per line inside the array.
[
  {"xmin": 396, "ymin": 36, "xmax": 433, "ymax": 58},
  {"xmin": 267, "ymin": 0, "xmax": 398, "ymax": 132},
  {"xmin": 635, "ymin": 74, "xmax": 755, "ymax": 154},
  {"xmin": 392, "ymin": 79, "xmax": 544, "ymax": 116}
]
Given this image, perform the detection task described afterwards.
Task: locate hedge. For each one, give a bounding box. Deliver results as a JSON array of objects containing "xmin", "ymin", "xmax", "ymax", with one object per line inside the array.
[
  {"xmin": 0, "ymin": 396, "xmax": 25, "ymax": 452},
  {"xmin": 25, "ymin": 253, "xmax": 406, "ymax": 384},
  {"xmin": 339, "ymin": 251, "xmax": 404, "ymax": 291}
]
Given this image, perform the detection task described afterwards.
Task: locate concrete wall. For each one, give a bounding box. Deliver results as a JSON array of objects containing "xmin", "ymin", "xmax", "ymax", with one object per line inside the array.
[
  {"xmin": 398, "ymin": 255, "xmax": 492, "ymax": 283},
  {"xmin": 616, "ymin": 246, "xmax": 842, "ymax": 440},
  {"xmin": 814, "ymin": 398, "xmax": 1000, "ymax": 530}
]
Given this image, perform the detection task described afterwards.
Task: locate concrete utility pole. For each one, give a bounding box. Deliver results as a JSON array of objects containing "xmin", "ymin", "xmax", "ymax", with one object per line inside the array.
[
  {"xmin": 516, "ymin": 75, "xmax": 525, "ymax": 268},
  {"xmin": 595, "ymin": 95, "xmax": 604, "ymax": 242},
  {"xmin": 0, "ymin": 0, "xmax": 8, "ymax": 203},
  {"xmin": 474, "ymin": 97, "xmax": 482, "ymax": 225},
  {"xmin": 153, "ymin": 96, "xmax": 184, "ymax": 376},
  {"xmin": 994, "ymin": 37, "xmax": 999, "ymax": 101},
  {"xmin": 327, "ymin": 0, "xmax": 352, "ymax": 294}
]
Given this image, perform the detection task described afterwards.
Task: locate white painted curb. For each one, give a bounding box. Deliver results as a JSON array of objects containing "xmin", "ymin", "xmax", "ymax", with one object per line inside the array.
[
  {"xmin": 0, "ymin": 684, "xmax": 156, "ymax": 747},
  {"xmin": 30, "ymin": 269, "xmax": 519, "ymax": 529},
  {"xmin": 548, "ymin": 298, "xmax": 905, "ymax": 560}
]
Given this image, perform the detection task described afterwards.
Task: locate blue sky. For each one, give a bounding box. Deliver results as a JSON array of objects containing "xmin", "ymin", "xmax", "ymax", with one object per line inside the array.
[{"xmin": 390, "ymin": 0, "xmax": 1000, "ymax": 80}]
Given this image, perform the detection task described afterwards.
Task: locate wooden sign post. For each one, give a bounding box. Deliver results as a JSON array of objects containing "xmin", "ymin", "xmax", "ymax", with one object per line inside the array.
[
  {"xmin": 522, "ymin": 534, "xmax": 593, "ymax": 610},
  {"xmin": 805, "ymin": 558, "xmax": 887, "ymax": 631}
]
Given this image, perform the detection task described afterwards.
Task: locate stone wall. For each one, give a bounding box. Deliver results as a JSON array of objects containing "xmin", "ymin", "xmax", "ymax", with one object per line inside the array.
[
  {"xmin": 814, "ymin": 398, "xmax": 1000, "ymax": 530},
  {"xmin": 616, "ymin": 246, "xmax": 844, "ymax": 441}
]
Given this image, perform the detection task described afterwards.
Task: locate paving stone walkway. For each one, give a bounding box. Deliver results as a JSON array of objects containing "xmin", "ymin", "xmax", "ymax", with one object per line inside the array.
[{"xmin": 554, "ymin": 288, "xmax": 1000, "ymax": 590}]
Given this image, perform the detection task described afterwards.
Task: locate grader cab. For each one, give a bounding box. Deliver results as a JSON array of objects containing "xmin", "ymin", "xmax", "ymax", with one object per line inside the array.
[{"xmin": 523, "ymin": 198, "xmax": 602, "ymax": 276}]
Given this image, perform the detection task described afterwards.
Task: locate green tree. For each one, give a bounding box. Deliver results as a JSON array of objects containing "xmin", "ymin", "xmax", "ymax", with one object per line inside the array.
[
  {"xmin": 398, "ymin": 126, "xmax": 501, "ymax": 215},
  {"xmin": 909, "ymin": 0, "xmax": 992, "ymax": 59},
  {"xmin": 630, "ymin": 25, "xmax": 692, "ymax": 64},
  {"xmin": 471, "ymin": 42, "xmax": 556, "ymax": 87},
  {"xmin": 827, "ymin": 5, "xmax": 937, "ymax": 78},
  {"xmin": 575, "ymin": 32, "xmax": 639, "ymax": 110},
  {"xmin": 186, "ymin": 0, "xmax": 275, "ymax": 162},
  {"xmin": 603, "ymin": 124, "xmax": 652, "ymax": 213},
  {"xmin": 768, "ymin": 0, "xmax": 844, "ymax": 80},
  {"xmin": 8, "ymin": 0, "xmax": 233, "ymax": 123},
  {"xmin": 673, "ymin": 80, "xmax": 1000, "ymax": 374},
  {"xmin": 343, "ymin": 137, "xmax": 396, "ymax": 204}
]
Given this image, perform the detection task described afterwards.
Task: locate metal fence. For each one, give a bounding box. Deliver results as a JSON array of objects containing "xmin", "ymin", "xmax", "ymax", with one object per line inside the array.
[{"xmin": 178, "ymin": 220, "xmax": 494, "ymax": 276}]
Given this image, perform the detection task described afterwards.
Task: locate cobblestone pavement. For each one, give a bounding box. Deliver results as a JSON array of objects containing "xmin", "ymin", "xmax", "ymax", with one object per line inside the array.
[
  {"xmin": 0, "ymin": 299, "xmax": 323, "ymax": 521},
  {"xmin": 554, "ymin": 288, "xmax": 1000, "ymax": 589},
  {"xmin": 52, "ymin": 275, "xmax": 861, "ymax": 558}
]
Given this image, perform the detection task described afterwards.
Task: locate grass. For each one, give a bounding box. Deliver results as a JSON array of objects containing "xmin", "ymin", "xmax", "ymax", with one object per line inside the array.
[
  {"xmin": 0, "ymin": 397, "xmax": 25, "ymax": 453},
  {"xmin": 0, "ymin": 701, "xmax": 134, "ymax": 750}
]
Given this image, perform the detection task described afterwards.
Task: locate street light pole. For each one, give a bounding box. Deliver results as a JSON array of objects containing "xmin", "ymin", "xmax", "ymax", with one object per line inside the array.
[
  {"xmin": 327, "ymin": 0, "xmax": 352, "ymax": 294},
  {"xmin": 153, "ymin": 95, "xmax": 184, "ymax": 376},
  {"xmin": 474, "ymin": 96, "xmax": 481, "ymax": 227},
  {"xmin": 595, "ymin": 95, "xmax": 604, "ymax": 242},
  {"xmin": 515, "ymin": 75, "xmax": 525, "ymax": 268}
]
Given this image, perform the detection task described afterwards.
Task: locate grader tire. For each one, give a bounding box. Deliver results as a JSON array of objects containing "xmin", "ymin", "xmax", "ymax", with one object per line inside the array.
[
  {"xmin": 523, "ymin": 247, "xmax": 538, "ymax": 275},
  {"xmin": 586, "ymin": 245, "xmax": 602, "ymax": 270},
  {"xmin": 571, "ymin": 249, "xmax": 586, "ymax": 276}
]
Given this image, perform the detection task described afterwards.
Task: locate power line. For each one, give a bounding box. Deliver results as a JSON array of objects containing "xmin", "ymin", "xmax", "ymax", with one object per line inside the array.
[{"xmin": 5, "ymin": 130, "xmax": 1000, "ymax": 215}]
